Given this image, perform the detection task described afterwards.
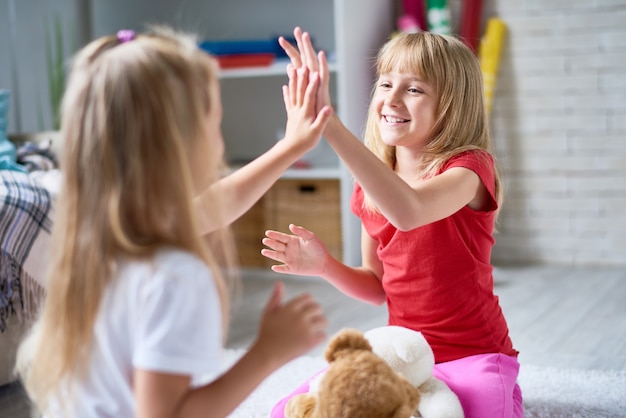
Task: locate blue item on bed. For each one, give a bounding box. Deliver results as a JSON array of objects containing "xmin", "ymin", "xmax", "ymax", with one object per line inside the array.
[
  {"xmin": 0, "ymin": 89, "xmax": 28, "ymax": 173},
  {"xmin": 0, "ymin": 90, "xmax": 17, "ymax": 164}
]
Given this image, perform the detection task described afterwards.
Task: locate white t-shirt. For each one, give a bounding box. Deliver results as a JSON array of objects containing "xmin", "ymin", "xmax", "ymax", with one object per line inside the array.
[{"xmin": 50, "ymin": 248, "xmax": 223, "ymax": 417}]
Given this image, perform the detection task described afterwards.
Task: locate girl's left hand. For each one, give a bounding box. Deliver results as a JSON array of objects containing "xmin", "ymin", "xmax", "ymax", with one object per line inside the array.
[
  {"xmin": 262, "ymin": 223, "xmax": 330, "ymax": 276},
  {"xmin": 281, "ymin": 64, "xmax": 333, "ymax": 154}
]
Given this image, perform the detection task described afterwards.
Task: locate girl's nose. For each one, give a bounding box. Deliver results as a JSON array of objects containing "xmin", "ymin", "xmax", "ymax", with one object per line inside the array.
[{"xmin": 384, "ymin": 89, "xmax": 402, "ymax": 106}]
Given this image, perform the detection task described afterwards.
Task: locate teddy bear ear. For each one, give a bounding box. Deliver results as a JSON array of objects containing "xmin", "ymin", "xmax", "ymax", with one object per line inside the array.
[
  {"xmin": 324, "ymin": 328, "xmax": 372, "ymax": 363},
  {"xmin": 285, "ymin": 393, "xmax": 317, "ymax": 418}
]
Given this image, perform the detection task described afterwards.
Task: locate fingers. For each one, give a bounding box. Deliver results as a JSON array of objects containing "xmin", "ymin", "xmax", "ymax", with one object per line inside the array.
[
  {"xmin": 260, "ymin": 247, "xmax": 286, "ymax": 265},
  {"xmin": 297, "ymin": 68, "xmax": 311, "ymax": 107},
  {"xmin": 284, "ymin": 66, "xmax": 319, "ymax": 110},
  {"xmin": 294, "ymin": 26, "xmax": 306, "ymax": 67},
  {"xmin": 265, "ymin": 229, "xmax": 292, "ymax": 243},
  {"xmin": 282, "ymin": 27, "xmax": 321, "ymax": 73},
  {"xmin": 318, "ymin": 50, "xmax": 330, "ymax": 89},
  {"xmin": 286, "ymin": 293, "xmax": 328, "ymax": 335},
  {"xmin": 279, "ymin": 34, "xmax": 303, "ymax": 68},
  {"xmin": 261, "ymin": 236, "xmax": 287, "ymax": 253},
  {"xmin": 282, "ymin": 27, "xmax": 331, "ymax": 114},
  {"xmin": 300, "ymin": 32, "xmax": 320, "ymax": 72},
  {"xmin": 288, "ymin": 223, "xmax": 316, "ymax": 240},
  {"xmin": 264, "ymin": 281, "xmax": 285, "ymax": 313},
  {"xmin": 270, "ymin": 264, "xmax": 291, "ymax": 274},
  {"xmin": 261, "ymin": 231, "xmax": 289, "ymax": 265},
  {"xmin": 301, "ymin": 71, "xmax": 320, "ymax": 112},
  {"xmin": 313, "ymin": 105, "xmax": 333, "ymax": 131},
  {"xmin": 294, "ymin": 28, "xmax": 315, "ymax": 71},
  {"xmin": 281, "ymin": 84, "xmax": 289, "ymax": 113}
]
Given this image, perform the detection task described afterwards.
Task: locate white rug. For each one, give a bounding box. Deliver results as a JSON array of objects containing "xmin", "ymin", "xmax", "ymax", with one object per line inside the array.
[
  {"xmin": 518, "ymin": 365, "xmax": 626, "ymax": 418},
  {"xmin": 223, "ymin": 350, "xmax": 626, "ymax": 418}
]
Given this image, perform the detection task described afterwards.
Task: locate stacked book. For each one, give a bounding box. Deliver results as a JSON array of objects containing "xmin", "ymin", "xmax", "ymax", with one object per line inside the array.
[{"xmin": 199, "ymin": 37, "xmax": 294, "ymax": 69}]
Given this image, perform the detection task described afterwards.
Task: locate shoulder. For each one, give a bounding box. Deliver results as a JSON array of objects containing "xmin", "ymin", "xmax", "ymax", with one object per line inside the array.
[
  {"xmin": 441, "ymin": 150, "xmax": 497, "ymax": 211},
  {"xmin": 442, "ymin": 149, "xmax": 494, "ymax": 174},
  {"xmin": 441, "ymin": 149, "xmax": 495, "ymax": 189},
  {"xmin": 122, "ymin": 249, "xmax": 223, "ymax": 381},
  {"xmin": 153, "ymin": 248, "xmax": 210, "ymax": 275},
  {"xmin": 118, "ymin": 248, "xmax": 215, "ymax": 298}
]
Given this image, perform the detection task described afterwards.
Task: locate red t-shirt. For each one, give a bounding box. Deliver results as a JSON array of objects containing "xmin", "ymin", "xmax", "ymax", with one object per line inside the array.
[{"xmin": 351, "ymin": 150, "xmax": 517, "ymax": 363}]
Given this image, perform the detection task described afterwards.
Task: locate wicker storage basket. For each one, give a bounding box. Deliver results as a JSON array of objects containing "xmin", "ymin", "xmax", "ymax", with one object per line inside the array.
[
  {"xmin": 232, "ymin": 179, "xmax": 342, "ymax": 267},
  {"xmin": 265, "ymin": 179, "xmax": 342, "ymax": 262}
]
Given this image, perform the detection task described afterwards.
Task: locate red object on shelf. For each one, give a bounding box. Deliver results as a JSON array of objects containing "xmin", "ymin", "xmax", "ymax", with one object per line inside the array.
[
  {"xmin": 460, "ymin": 0, "xmax": 484, "ymax": 53},
  {"xmin": 216, "ymin": 53, "xmax": 275, "ymax": 69}
]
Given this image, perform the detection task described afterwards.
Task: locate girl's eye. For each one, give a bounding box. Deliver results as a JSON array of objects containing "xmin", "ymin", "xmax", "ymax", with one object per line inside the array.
[
  {"xmin": 408, "ymin": 87, "xmax": 423, "ymax": 94},
  {"xmin": 379, "ymin": 82, "xmax": 392, "ymax": 89}
]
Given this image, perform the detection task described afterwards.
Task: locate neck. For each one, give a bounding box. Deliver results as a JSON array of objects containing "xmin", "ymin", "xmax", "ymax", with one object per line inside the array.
[{"xmin": 394, "ymin": 146, "xmax": 425, "ymax": 180}]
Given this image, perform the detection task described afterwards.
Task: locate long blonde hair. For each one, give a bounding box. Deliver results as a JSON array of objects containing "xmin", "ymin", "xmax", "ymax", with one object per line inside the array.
[
  {"xmin": 363, "ymin": 32, "xmax": 502, "ymax": 212},
  {"xmin": 16, "ymin": 26, "xmax": 236, "ymax": 411}
]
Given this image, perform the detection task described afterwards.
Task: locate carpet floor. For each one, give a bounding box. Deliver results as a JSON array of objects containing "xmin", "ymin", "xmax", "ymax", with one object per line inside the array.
[{"xmin": 224, "ymin": 350, "xmax": 626, "ymax": 418}]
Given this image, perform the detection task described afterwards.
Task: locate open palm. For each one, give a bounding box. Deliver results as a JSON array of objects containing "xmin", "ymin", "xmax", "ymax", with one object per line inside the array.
[{"xmin": 261, "ymin": 224, "xmax": 329, "ymax": 276}]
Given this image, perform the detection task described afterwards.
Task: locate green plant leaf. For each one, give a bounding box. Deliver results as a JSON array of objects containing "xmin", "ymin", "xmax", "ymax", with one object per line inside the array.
[{"xmin": 45, "ymin": 14, "xmax": 66, "ymax": 130}]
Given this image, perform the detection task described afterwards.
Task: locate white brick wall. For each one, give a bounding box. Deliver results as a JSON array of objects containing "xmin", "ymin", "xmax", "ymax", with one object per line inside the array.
[{"xmin": 477, "ymin": 0, "xmax": 626, "ymax": 266}]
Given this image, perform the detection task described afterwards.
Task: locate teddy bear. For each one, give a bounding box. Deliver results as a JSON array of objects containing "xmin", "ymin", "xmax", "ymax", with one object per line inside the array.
[
  {"xmin": 285, "ymin": 328, "xmax": 421, "ymax": 418},
  {"xmin": 364, "ymin": 326, "xmax": 464, "ymax": 418}
]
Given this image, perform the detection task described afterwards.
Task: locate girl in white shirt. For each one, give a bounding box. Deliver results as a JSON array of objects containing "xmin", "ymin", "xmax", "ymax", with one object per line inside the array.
[{"xmin": 17, "ymin": 26, "xmax": 331, "ymax": 418}]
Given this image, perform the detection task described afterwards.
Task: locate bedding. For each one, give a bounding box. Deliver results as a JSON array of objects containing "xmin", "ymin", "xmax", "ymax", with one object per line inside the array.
[
  {"xmin": 0, "ymin": 137, "xmax": 59, "ymax": 386},
  {"xmin": 0, "ymin": 169, "xmax": 53, "ymax": 332}
]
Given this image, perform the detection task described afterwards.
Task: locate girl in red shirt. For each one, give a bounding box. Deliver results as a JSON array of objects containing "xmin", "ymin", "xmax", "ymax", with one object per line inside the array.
[{"xmin": 263, "ymin": 28, "xmax": 523, "ymax": 418}]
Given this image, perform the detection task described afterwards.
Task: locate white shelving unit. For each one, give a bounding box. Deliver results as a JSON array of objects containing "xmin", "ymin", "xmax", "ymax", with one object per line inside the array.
[{"xmin": 90, "ymin": 0, "xmax": 394, "ymax": 266}]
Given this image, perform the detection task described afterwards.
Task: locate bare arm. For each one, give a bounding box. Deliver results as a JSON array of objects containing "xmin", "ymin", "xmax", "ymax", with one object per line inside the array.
[
  {"xmin": 195, "ymin": 67, "xmax": 332, "ymax": 234},
  {"xmin": 322, "ymin": 119, "xmax": 484, "ymax": 230},
  {"xmin": 135, "ymin": 282, "xmax": 327, "ymax": 418}
]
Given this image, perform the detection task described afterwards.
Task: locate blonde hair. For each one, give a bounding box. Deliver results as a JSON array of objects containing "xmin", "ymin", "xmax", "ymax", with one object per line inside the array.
[
  {"xmin": 16, "ymin": 26, "xmax": 236, "ymax": 412},
  {"xmin": 363, "ymin": 32, "xmax": 502, "ymax": 212}
]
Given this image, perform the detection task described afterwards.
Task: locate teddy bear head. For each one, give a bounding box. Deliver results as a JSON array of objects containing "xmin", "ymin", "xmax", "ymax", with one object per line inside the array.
[
  {"xmin": 364, "ymin": 325, "xmax": 435, "ymax": 388},
  {"xmin": 285, "ymin": 328, "xmax": 421, "ymax": 418}
]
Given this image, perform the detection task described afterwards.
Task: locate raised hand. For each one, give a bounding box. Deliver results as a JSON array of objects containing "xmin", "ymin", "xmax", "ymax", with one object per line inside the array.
[
  {"xmin": 281, "ymin": 63, "xmax": 332, "ymax": 153},
  {"xmin": 261, "ymin": 224, "xmax": 330, "ymax": 276},
  {"xmin": 254, "ymin": 281, "xmax": 328, "ymax": 364},
  {"xmin": 279, "ymin": 27, "xmax": 332, "ymax": 114}
]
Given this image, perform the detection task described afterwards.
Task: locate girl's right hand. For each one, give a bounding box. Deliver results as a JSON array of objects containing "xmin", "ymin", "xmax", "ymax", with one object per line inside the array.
[
  {"xmin": 254, "ymin": 282, "xmax": 328, "ymax": 366},
  {"xmin": 279, "ymin": 27, "xmax": 332, "ymax": 114},
  {"xmin": 261, "ymin": 224, "xmax": 330, "ymax": 277}
]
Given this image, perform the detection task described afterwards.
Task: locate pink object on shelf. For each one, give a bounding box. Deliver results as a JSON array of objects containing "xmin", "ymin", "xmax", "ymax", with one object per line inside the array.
[
  {"xmin": 397, "ymin": 14, "xmax": 421, "ymax": 33},
  {"xmin": 402, "ymin": 0, "xmax": 428, "ymax": 32}
]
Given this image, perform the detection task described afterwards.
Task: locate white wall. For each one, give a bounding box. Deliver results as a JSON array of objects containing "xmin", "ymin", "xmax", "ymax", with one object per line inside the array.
[
  {"xmin": 400, "ymin": 0, "xmax": 625, "ymax": 267},
  {"xmin": 479, "ymin": 0, "xmax": 626, "ymax": 267}
]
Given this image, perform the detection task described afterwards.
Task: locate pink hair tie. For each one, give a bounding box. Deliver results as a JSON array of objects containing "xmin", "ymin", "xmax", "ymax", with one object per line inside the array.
[{"xmin": 117, "ymin": 29, "xmax": 135, "ymax": 43}]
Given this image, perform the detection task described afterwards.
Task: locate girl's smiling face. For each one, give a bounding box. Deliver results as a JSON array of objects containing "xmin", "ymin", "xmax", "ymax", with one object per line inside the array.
[{"xmin": 372, "ymin": 71, "xmax": 437, "ymax": 152}]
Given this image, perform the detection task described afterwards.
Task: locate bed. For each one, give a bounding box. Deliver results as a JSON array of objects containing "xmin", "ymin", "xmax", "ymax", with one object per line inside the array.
[{"xmin": 0, "ymin": 135, "xmax": 59, "ymax": 386}]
